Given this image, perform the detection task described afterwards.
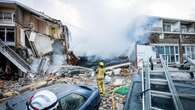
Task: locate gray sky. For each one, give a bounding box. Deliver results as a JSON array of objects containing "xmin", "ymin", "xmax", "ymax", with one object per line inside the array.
[{"xmin": 16, "ymin": 0, "xmax": 195, "ymax": 58}]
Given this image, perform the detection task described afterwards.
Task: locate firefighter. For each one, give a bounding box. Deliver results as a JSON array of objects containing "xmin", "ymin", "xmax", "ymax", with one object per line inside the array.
[
  {"xmin": 27, "ymin": 90, "xmax": 58, "ymax": 110},
  {"xmin": 96, "ymin": 62, "xmax": 106, "ymax": 96},
  {"xmin": 149, "ymin": 56, "xmax": 153, "ymax": 70}
]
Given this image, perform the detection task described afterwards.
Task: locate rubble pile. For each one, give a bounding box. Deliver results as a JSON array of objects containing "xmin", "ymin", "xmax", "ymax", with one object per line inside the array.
[
  {"xmin": 0, "ymin": 77, "xmax": 33, "ymax": 102},
  {"xmin": 99, "ymin": 67, "xmax": 132, "ymax": 110},
  {"xmin": 0, "ymin": 64, "xmax": 133, "ymax": 110}
]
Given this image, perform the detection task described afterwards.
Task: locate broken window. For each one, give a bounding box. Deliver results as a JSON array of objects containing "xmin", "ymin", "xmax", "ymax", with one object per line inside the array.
[{"xmin": 59, "ymin": 93, "xmax": 86, "ymax": 110}]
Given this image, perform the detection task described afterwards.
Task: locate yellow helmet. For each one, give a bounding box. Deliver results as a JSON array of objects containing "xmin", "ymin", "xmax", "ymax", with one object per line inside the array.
[{"xmin": 99, "ymin": 62, "xmax": 104, "ymax": 67}]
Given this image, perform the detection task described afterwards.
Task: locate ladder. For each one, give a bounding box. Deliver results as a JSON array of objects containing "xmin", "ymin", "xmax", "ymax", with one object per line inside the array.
[
  {"xmin": 0, "ymin": 39, "xmax": 31, "ymax": 73},
  {"xmin": 142, "ymin": 55, "xmax": 184, "ymax": 110}
]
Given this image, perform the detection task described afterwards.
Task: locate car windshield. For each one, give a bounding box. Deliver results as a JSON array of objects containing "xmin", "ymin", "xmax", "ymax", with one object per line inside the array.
[{"xmin": 58, "ymin": 93, "xmax": 86, "ymax": 110}]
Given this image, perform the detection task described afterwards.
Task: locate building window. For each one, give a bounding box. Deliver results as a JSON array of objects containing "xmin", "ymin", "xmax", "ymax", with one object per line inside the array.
[
  {"xmin": 0, "ymin": 27, "xmax": 15, "ymax": 43},
  {"xmin": 175, "ymin": 46, "xmax": 178, "ymax": 54},
  {"xmin": 192, "ymin": 46, "xmax": 195, "ymax": 59},
  {"xmin": 159, "ymin": 46, "xmax": 164, "ymax": 54},
  {"xmin": 0, "ymin": 12, "xmax": 3, "ymax": 20},
  {"xmin": 4, "ymin": 12, "xmax": 12, "ymax": 20},
  {"xmin": 156, "ymin": 46, "xmax": 179, "ymax": 63},
  {"xmin": 159, "ymin": 45, "xmax": 195, "ymax": 61},
  {"xmin": 0, "ymin": 27, "xmax": 5, "ymax": 41},
  {"xmin": 0, "ymin": 12, "xmax": 14, "ymax": 23},
  {"xmin": 6, "ymin": 28, "xmax": 14, "ymax": 42},
  {"xmin": 183, "ymin": 46, "xmax": 195, "ymax": 59},
  {"xmin": 181, "ymin": 25, "xmax": 187, "ymax": 33},
  {"xmin": 163, "ymin": 23, "xmax": 171, "ymax": 32}
]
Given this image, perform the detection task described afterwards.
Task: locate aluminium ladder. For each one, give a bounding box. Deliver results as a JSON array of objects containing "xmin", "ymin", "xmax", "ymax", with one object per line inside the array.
[{"xmin": 142, "ymin": 56, "xmax": 184, "ymax": 110}]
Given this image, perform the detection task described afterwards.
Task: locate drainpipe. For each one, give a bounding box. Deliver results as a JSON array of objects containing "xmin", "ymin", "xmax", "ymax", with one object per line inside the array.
[
  {"xmin": 179, "ymin": 35, "xmax": 183, "ymax": 64},
  {"xmin": 179, "ymin": 21, "xmax": 183, "ymax": 64}
]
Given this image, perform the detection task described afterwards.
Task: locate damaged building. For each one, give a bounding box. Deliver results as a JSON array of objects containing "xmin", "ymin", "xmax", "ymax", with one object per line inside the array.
[
  {"xmin": 137, "ymin": 16, "xmax": 195, "ymax": 65},
  {"xmin": 131, "ymin": 16, "xmax": 195, "ymax": 110},
  {"xmin": 0, "ymin": 0, "xmax": 77, "ymax": 80}
]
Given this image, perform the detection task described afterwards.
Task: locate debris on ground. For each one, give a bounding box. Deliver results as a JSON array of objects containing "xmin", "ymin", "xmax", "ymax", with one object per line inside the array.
[
  {"xmin": 113, "ymin": 86, "xmax": 129, "ymax": 96},
  {"xmin": 0, "ymin": 64, "xmax": 133, "ymax": 110},
  {"xmin": 98, "ymin": 66, "xmax": 132, "ymax": 110}
]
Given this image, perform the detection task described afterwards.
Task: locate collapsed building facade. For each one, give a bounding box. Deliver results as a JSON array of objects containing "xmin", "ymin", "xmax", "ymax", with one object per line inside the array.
[
  {"xmin": 0, "ymin": 0, "xmax": 77, "ymax": 80},
  {"xmin": 137, "ymin": 16, "xmax": 195, "ymax": 65}
]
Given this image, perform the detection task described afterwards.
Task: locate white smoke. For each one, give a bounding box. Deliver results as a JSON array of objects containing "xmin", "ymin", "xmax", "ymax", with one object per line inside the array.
[
  {"xmin": 16, "ymin": 0, "xmax": 195, "ymax": 58},
  {"xmin": 51, "ymin": 40, "xmax": 66, "ymax": 66}
]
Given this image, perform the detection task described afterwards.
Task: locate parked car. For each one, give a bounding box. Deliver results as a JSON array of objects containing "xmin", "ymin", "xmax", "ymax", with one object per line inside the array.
[
  {"xmin": 5, "ymin": 83, "xmax": 101, "ymax": 110},
  {"xmin": 46, "ymin": 65, "xmax": 94, "ymax": 77}
]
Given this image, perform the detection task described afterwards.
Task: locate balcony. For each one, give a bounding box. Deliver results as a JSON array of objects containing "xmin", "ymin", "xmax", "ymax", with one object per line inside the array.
[
  {"xmin": 181, "ymin": 26, "xmax": 195, "ymax": 35},
  {"xmin": 163, "ymin": 22, "xmax": 180, "ymax": 33}
]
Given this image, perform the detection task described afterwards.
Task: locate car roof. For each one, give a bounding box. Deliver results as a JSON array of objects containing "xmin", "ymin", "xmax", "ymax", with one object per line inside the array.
[{"xmin": 5, "ymin": 83, "xmax": 95, "ymax": 110}]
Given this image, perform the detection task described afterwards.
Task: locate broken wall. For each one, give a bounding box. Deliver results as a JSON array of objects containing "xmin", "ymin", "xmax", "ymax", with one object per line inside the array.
[
  {"xmin": 16, "ymin": 6, "xmax": 63, "ymax": 40},
  {"xmin": 29, "ymin": 32, "xmax": 54, "ymax": 56}
]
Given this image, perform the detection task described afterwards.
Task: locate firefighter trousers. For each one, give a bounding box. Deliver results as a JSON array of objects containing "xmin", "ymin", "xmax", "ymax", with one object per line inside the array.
[{"xmin": 97, "ymin": 79, "xmax": 105, "ymax": 96}]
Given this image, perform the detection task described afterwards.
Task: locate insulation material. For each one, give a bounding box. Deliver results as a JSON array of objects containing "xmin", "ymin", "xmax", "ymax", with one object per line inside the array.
[
  {"xmin": 30, "ymin": 32, "xmax": 54, "ymax": 56},
  {"xmin": 29, "ymin": 32, "xmax": 36, "ymax": 41},
  {"xmin": 20, "ymin": 29, "xmax": 25, "ymax": 47}
]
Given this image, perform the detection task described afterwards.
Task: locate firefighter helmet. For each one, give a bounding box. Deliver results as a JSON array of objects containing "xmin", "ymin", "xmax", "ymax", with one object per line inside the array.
[{"xmin": 28, "ymin": 90, "xmax": 58, "ymax": 110}]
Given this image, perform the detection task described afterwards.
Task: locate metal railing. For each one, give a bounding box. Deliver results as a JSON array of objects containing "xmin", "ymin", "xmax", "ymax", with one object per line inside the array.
[
  {"xmin": 141, "ymin": 56, "xmax": 184, "ymax": 110},
  {"xmin": 0, "ymin": 39, "xmax": 31, "ymax": 73}
]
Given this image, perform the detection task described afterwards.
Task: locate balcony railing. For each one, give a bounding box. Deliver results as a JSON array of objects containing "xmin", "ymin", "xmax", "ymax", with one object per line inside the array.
[
  {"xmin": 0, "ymin": 12, "xmax": 15, "ymax": 26},
  {"xmin": 0, "ymin": 19, "xmax": 15, "ymax": 26}
]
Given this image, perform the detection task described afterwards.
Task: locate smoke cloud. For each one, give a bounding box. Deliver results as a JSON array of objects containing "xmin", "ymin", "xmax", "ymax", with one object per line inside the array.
[{"xmin": 16, "ymin": 0, "xmax": 195, "ymax": 58}]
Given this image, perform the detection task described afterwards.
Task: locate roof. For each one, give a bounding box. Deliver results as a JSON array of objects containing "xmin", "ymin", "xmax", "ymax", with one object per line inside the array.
[
  {"xmin": 0, "ymin": 0, "xmax": 62, "ymax": 25},
  {"xmin": 147, "ymin": 15, "xmax": 195, "ymax": 23}
]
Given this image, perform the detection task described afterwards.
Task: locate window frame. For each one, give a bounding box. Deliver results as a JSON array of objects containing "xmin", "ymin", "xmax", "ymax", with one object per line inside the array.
[
  {"xmin": 0, "ymin": 27, "xmax": 15, "ymax": 44},
  {"xmin": 163, "ymin": 23, "xmax": 172, "ymax": 32},
  {"xmin": 156, "ymin": 45, "xmax": 179, "ymax": 63},
  {"xmin": 0, "ymin": 11, "xmax": 14, "ymax": 23},
  {"xmin": 58, "ymin": 93, "xmax": 87, "ymax": 110}
]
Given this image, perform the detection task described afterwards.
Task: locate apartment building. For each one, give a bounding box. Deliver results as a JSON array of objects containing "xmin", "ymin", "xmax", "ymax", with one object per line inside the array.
[
  {"xmin": 144, "ymin": 16, "xmax": 195, "ymax": 64},
  {"xmin": 0, "ymin": 0, "xmax": 73, "ymax": 79}
]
